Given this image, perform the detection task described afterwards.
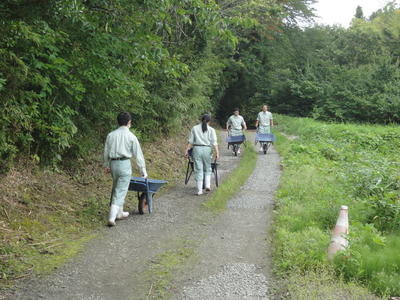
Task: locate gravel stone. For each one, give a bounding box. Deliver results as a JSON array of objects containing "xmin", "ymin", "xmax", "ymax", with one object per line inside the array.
[{"xmin": 181, "ymin": 263, "xmax": 269, "ymax": 300}]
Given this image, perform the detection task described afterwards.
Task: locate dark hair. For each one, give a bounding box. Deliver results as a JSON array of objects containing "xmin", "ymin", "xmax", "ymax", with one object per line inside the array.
[
  {"xmin": 117, "ymin": 112, "xmax": 132, "ymax": 126},
  {"xmin": 233, "ymin": 107, "xmax": 239, "ymax": 112},
  {"xmin": 201, "ymin": 114, "xmax": 211, "ymax": 133}
]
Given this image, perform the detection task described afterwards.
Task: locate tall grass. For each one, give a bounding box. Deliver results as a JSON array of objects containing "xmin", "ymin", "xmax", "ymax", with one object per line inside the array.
[
  {"xmin": 273, "ymin": 115, "xmax": 400, "ymax": 297},
  {"xmin": 203, "ymin": 137, "xmax": 257, "ymax": 212}
]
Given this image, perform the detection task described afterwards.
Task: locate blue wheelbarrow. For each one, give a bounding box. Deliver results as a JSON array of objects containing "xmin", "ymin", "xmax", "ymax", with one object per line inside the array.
[
  {"xmin": 184, "ymin": 149, "xmax": 219, "ymax": 187},
  {"xmin": 226, "ymin": 134, "xmax": 246, "ymax": 156},
  {"xmin": 255, "ymin": 133, "xmax": 275, "ymax": 154},
  {"xmin": 128, "ymin": 177, "xmax": 167, "ymax": 214}
]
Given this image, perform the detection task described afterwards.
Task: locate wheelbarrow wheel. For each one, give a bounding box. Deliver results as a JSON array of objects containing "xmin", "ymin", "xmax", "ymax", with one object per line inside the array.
[
  {"xmin": 233, "ymin": 144, "xmax": 238, "ymax": 156},
  {"xmin": 138, "ymin": 193, "xmax": 148, "ymax": 215},
  {"xmin": 263, "ymin": 142, "xmax": 272, "ymax": 154}
]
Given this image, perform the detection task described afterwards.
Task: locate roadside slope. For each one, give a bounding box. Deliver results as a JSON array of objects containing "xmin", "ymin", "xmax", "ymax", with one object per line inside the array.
[{"xmin": 5, "ymin": 132, "xmax": 240, "ymax": 300}]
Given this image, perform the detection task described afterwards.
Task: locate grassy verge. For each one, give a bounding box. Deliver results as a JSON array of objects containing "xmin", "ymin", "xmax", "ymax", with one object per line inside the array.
[
  {"xmin": 203, "ymin": 136, "xmax": 257, "ymax": 212},
  {"xmin": 0, "ymin": 130, "xmax": 188, "ymax": 288},
  {"xmin": 273, "ymin": 115, "xmax": 399, "ymax": 298}
]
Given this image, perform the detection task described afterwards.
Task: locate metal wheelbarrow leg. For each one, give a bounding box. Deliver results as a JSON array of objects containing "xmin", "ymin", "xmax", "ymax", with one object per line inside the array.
[{"xmin": 185, "ymin": 160, "xmax": 194, "ymax": 185}]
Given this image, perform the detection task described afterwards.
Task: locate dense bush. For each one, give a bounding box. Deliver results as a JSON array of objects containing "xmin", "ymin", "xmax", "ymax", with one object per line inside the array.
[
  {"xmin": 0, "ymin": 0, "xmax": 231, "ymax": 171},
  {"xmin": 0, "ymin": 0, "xmax": 314, "ymax": 172},
  {"xmin": 216, "ymin": 3, "xmax": 400, "ymax": 126}
]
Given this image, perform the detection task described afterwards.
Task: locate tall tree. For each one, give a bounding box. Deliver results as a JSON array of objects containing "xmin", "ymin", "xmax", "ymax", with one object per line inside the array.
[{"xmin": 355, "ymin": 5, "xmax": 365, "ymax": 19}]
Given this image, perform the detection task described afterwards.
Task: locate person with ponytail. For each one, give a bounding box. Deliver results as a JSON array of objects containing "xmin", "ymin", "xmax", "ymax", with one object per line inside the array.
[{"xmin": 185, "ymin": 114, "xmax": 219, "ymax": 195}]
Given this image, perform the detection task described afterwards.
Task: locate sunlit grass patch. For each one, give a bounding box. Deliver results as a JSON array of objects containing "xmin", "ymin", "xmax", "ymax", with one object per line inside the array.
[
  {"xmin": 145, "ymin": 240, "xmax": 195, "ymax": 299},
  {"xmin": 283, "ymin": 268, "xmax": 382, "ymax": 300},
  {"xmin": 203, "ymin": 136, "xmax": 257, "ymax": 212}
]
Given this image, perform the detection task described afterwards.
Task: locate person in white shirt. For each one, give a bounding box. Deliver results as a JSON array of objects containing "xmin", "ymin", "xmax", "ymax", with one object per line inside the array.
[
  {"xmin": 103, "ymin": 112, "xmax": 147, "ymax": 226},
  {"xmin": 185, "ymin": 114, "xmax": 220, "ymax": 195},
  {"xmin": 226, "ymin": 108, "xmax": 247, "ymax": 154},
  {"xmin": 255, "ymin": 105, "xmax": 274, "ymax": 151}
]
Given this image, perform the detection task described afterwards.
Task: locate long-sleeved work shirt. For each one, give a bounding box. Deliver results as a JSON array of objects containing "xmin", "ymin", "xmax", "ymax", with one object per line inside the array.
[
  {"xmin": 257, "ymin": 111, "xmax": 273, "ymax": 127},
  {"xmin": 103, "ymin": 126, "xmax": 146, "ymax": 173},
  {"xmin": 227, "ymin": 115, "xmax": 245, "ymax": 136},
  {"xmin": 188, "ymin": 124, "xmax": 218, "ymax": 147}
]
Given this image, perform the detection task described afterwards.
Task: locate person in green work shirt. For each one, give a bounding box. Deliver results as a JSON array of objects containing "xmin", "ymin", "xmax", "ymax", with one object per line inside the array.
[
  {"xmin": 104, "ymin": 112, "xmax": 147, "ymax": 227},
  {"xmin": 226, "ymin": 108, "xmax": 247, "ymax": 154},
  {"xmin": 185, "ymin": 114, "xmax": 220, "ymax": 196},
  {"xmin": 255, "ymin": 105, "xmax": 274, "ymax": 151}
]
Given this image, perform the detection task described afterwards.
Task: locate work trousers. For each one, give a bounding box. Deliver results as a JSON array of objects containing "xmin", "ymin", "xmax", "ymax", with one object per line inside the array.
[
  {"xmin": 110, "ymin": 160, "xmax": 132, "ymax": 206},
  {"xmin": 192, "ymin": 146, "xmax": 212, "ymax": 182}
]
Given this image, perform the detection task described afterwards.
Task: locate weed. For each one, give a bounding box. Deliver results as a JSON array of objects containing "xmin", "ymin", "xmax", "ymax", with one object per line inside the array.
[
  {"xmin": 203, "ymin": 136, "xmax": 257, "ymax": 212},
  {"xmin": 273, "ymin": 115, "xmax": 400, "ymax": 297},
  {"xmin": 145, "ymin": 240, "xmax": 195, "ymax": 299}
]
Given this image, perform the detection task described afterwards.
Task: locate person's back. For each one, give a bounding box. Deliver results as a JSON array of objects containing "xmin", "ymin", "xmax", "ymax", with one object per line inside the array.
[
  {"xmin": 185, "ymin": 114, "xmax": 219, "ymax": 195},
  {"xmin": 106, "ymin": 127, "xmax": 136, "ymax": 158},
  {"xmin": 103, "ymin": 112, "xmax": 147, "ymax": 227},
  {"xmin": 190, "ymin": 124, "xmax": 217, "ymax": 146}
]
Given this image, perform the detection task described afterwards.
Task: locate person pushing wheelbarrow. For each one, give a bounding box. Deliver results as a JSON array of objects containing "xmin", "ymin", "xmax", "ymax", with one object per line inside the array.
[
  {"xmin": 255, "ymin": 105, "xmax": 274, "ymax": 152},
  {"xmin": 185, "ymin": 114, "xmax": 220, "ymax": 196},
  {"xmin": 103, "ymin": 112, "xmax": 148, "ymax": 226},
  {"xmin": 226, "ymin": 107, "xmax": 247, "ymax": 155}
]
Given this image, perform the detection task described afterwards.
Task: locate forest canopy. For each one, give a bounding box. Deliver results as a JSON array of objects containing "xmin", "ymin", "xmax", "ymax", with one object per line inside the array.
[
  {"xmin": 226, "ymin": 1, "xmax": 400, "ymax": 125},
  {"xmin": 0, "ymin": 0, "xmax": 313, "ymax": 171},
  {"xmin": 1, "ymin": 0, "xmax": 399, "ymax": 171}
]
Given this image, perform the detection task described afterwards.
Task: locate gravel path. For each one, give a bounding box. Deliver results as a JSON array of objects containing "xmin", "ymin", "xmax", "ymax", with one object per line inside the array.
[
  {"xmin": 6, "ymin": 131, "xmax": 281, "ymax": 300},
  {"xmin": 177, "ymin": 131, "xmax": 281, "ymax": 299}
]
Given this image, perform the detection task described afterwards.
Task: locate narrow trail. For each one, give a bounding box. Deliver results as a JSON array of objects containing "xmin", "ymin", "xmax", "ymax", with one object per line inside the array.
[
  {"xmin": 176, "ymin": 131, "xmax": 281, "ymax": 299},
  {"xmin": 7, "ymin": 131, "xmax": 281, "ymax": 300}
]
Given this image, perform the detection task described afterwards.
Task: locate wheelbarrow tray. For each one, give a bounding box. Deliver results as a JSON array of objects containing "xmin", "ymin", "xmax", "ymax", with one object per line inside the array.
[
  {"xmin": 129, "ymin": 177, "xmax": 167, "ymax": 193},
  {"xmin": 128, "ymin": 177, "xmax": 167, "ymax": 215},
  {"xmin": 255, "ymin": 133, "xmax": 275, "ymax": 142},
  {"xmin": 227, "ymin": 135, "xmax": 246, "ymax": 144}
]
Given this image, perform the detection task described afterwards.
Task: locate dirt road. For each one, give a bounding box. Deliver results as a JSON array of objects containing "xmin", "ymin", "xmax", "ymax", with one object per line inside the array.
[{"xmin": 8, "ymin": 132, "xmax": 281, "ymax": 300}]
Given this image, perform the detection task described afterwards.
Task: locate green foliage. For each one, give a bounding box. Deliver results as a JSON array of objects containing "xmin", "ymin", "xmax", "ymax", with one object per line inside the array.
[
  {"xmin": 355, "ymin": 6, "xmax": 365, "ymax": 19},
  {"xmin": 203, "ymin": 136, "xmax": 257, "ymax": 212},
  {"xmin": 284, "ymin": 268, "xmax": 382, "ymax": 300},
  {"xmin": 274, "ymin": 114, "xmax": 400, "ymax": 297},
  {"xmin": 0, "ymin": 0, "xmax": 235, "ymax": 171},
  {"xmin": 219, "ymin": 3, "xmax": 400, "ymax": 126},
  {"xmin": 0, "ymin": 0, "xmax": 315, "ymax": 171}
]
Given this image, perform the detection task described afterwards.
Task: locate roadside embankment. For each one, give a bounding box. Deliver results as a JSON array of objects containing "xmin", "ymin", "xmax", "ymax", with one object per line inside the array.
[
  {"xmin": 272, "ymin": 114, "xmax": 399, "ymax": 299},
  {"xmin": 4, "ymin": 130, "xmax": 242, "ymax": 299},
  {"xmin": 0, "ymin": 130, "xmax": 187, "ymax": 289}
]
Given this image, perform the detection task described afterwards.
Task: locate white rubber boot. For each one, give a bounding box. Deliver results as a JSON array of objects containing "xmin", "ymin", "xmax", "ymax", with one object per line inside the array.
[
  {"xmin": 108, "ymin": 204, "xmax": 120, "ymax": 227},
  {"xmin": 196, "ymin": 180, "xmax": 203, "ymax": 195},
  {"xmin": 116, "ymin": 206, "xmax": 129, "ymax": 220},
  {"xmin": 205, "ymin": 175, "xmax": 211, "ymax": 192}
]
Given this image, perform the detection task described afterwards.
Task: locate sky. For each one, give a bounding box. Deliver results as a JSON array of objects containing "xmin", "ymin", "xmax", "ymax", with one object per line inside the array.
[{"xmin": 311, "ymin": 0, "xmax": 397, "ymax": 27}]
